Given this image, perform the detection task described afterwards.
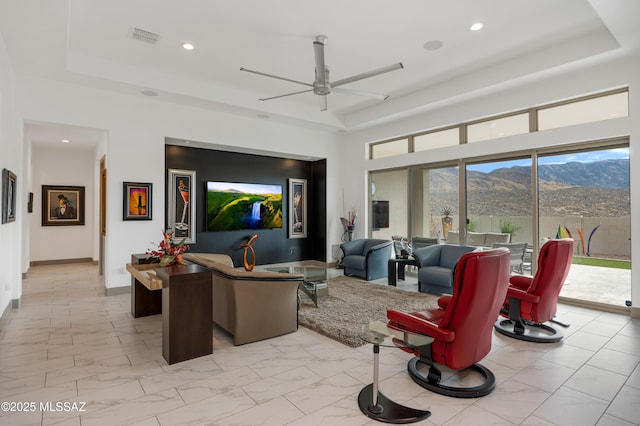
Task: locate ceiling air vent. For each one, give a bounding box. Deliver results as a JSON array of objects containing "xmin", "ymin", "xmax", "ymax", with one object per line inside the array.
[{"xmin": 128, "ymin": 27, "xmax": 160, "ymax": 44}]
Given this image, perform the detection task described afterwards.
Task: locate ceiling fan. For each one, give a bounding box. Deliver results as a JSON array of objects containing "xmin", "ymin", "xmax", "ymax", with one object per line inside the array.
[{"xmin": 240, "ymin": 35, "xmax": 404, "ymax": 111}]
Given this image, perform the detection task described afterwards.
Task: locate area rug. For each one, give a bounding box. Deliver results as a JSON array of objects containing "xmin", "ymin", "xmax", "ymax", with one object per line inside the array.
[{"xmin": 298, "ymin": 275, "xmax": 440, "ymax": 348}]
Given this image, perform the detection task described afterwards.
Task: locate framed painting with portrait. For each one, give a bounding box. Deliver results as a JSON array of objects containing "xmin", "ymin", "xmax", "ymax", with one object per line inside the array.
[
  {"xmin": 167, "ymin": 169, "xmax": 196, "ymax": 243},
  {"xmin": 123, "ymin": 182, "xmax": 152, "ymax": 220},
  {"xmin": 2, "ymin": 168, "xmax": 17, "ymax": 224},
  {"xmin": 288, "ymin": 178, "xmax": 307, "ymax": 238},
  {"xmin": 42, "ymin": 185, "xmax": 85, "ymax": 226}
]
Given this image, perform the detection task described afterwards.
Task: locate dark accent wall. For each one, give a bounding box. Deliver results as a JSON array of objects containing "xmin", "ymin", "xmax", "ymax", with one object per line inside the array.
[{"xmin": 165, "ymin": 145, "xmax": 326, "ymax": 266}]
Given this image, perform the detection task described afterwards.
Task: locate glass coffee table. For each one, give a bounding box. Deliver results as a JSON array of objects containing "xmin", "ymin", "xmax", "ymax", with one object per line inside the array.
[
  {"xmin": 265, "ymin": 266, "xmax": 332, "ymax": 307},
  {"xmin": 358, "ymin": 321, "xmax": 433, "ymax": 424}
]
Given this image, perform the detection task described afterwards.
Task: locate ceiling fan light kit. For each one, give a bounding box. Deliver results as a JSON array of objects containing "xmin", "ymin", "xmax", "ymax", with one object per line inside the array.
[{"xmin": 240, "ymin": 35, "xmax": 403, "ymax": 111}]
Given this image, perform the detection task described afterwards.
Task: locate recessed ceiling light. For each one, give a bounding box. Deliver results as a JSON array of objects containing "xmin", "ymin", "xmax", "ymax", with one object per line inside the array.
[
  {"xmin": 182, "ymin": 43, "xmax": 195, "ymax": 50},
  {"xmin": 61, "ymin": 139, "xmax": 70, "ymax": 143},
  {"xmin": 141, "ymin": 90, "xmax": 158, "ymax": 96},
  {"xmin": 470, "ymin": 22, "xmax": 484, "ymax": 31},
  {"xmin": 423, "ymin": 40, "xmax": 444, "ymax": 51}
]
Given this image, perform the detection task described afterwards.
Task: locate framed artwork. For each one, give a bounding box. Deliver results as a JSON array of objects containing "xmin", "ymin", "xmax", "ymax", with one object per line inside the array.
[
  {"xmin": 2, "ymin": 168, "xmax": 17, "ymax": 224},
  {"xmin": 123, "ymin": 182, "xmax": 152, "ymax": 220},
  {"xmin": 27, "ymin": 192, "xmax": 34, "ymax": 213},
  {"xmin": 42, "ymin": 185, "xmax": 85, "ymax": 226},
  {"xmin": 167, "ymin": 169, "xmax": 196, "ymax": 243},
  {"xmin": 288, "ymin": 178, "xmax": 307, "ymax": 238}
]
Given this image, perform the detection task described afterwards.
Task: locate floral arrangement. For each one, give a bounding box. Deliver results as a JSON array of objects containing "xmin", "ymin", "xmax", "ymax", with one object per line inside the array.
[
  {"xmin": 346, "ymin": 208, "xmax": 358, "ymax": 227},
  {"xmin": 147, "ymin": 229, "xmax": 189, "ymax": 266}
]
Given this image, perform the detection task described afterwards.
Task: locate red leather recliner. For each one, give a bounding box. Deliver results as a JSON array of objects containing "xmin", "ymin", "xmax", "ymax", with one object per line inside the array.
[
  {"xmin": 387, "ymin": 247, "xmax": 511, "ymax": 398},
  {"xmin": 494, "ymin": 238, "xmax": 573, "ymax": 343}
]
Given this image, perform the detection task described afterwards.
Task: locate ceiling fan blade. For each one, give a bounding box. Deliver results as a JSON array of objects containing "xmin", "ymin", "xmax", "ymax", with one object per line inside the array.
[
  {"xmin": 240, "ymin": 67, "xmax": 313, "ymax": 88},
  {"xmin": 259, "ymin": 88, "xmax": 313, "ymax": 101},
  {"xmin": 320, "ymin": 95, "xmax": 328, "ymax": 112},
  {"xmin": 332, "ymin": 62, "xmax": 404, "ymax": 88},
  {"xmin": 313, "ymin": 39, "xmax": 327, "ymax": 86},
  {"xmin": 332, "ymin": 87, "xmax": 389, "ymax": 100}
]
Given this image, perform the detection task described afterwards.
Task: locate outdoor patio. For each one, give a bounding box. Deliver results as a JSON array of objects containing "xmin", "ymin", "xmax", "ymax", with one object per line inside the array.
[
  {"xmin": 560, "ymin": 263, "xmax": 631, "ymax": 309},
  {"xmin": 382, "ymin": 262, "xmax": 632, "ymax": 312}
]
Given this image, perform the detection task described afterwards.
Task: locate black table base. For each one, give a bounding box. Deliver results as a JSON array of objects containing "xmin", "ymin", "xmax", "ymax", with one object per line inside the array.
[{"xmin": 358, "ymin": 384, "xmax": 431, "ymax": 424}]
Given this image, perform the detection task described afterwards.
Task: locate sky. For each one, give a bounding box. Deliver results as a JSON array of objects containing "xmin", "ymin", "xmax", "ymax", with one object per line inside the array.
[
  {"xmin": 467, "ymin": 148, "xmax": 629, "ymax": 173},
  {"xmin": 206, "ymin": 181, "xmax": 282, "ymax": 194}
]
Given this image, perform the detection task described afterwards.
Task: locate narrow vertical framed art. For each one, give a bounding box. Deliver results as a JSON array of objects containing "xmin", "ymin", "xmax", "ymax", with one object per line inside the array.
[
  {"xmin": 288, "ymin": 178, "xmax": 307, "ymax": 238},
  {"xmin": 123, "ymin": 182, "xmax": 152, "ymax": 220},
  {"xmin": 167, "ymin": 169, "xmax": 196, "ymax": 243},
  {"xmin": 2, "ymin": 168, "xmax": 17, "ymax": 224}
]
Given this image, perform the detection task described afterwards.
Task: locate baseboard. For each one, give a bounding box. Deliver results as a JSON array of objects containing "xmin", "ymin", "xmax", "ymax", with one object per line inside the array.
[
  {"xmin": 105, "ymin": 286, "xmax": 130, "ymax": 296},
  {"xmin": 0, "ymin": 299, "xmax": 20, "ymax": 337},
  {"xmin": 558, "ymin": 296, "xmax": 631, "ymax": 316},
  {"xmin": 631, "ymin": 306, "xmax": 640, "ymax": 319},
  {"xmin": 0, "ymin": 303, "xmax": 9, "ymax": 329},
  {"xmin": 31, "ymin": 258, "xmax": 97, "ymax": 266}
]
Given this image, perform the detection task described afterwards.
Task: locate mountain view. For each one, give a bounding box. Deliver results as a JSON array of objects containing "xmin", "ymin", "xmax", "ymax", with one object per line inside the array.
[{"xmin": 430, "ymin": 159, "xmax": 630, "ymax": 217}]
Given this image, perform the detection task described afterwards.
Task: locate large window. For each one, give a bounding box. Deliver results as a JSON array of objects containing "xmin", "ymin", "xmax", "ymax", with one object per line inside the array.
[
  {"xmin": 537, "ymin": 146, "xmax": 630, "ymax": 305},
  {"xmin": 409, "ymin": 165, "xmax": 459, "ymax": 242},
  {"xmin": 465, "ymin": 157, "xmax": 533, "ymax": 248},
  {"xmin": 370, "ymin": 169, "xmax": 408, "ymax": 242},
  {"xmin": 368, "ymin": 89, "xmax": 628, "ymax": 159},
  {"xmin": 370, "ymin": 138, "xmax": 408, "ymax": 159},
  {"xmin": 414, "ymin": 128, "xmax": 459, "ymax": 151},
  {"xmin": 370, "ymin": 141, "xmax": 631, "ymax": 308},
  {"xmin": 467, "ymin": 113, "xmax": 530, "ymax": 143},
  {"xmin": 538, "ymin": 91, "xmax": 628, "ymax": 131}
]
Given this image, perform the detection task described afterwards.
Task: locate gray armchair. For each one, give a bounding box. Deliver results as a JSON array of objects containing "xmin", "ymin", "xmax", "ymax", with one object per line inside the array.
[
  {"xmin": 413, "ymin": 244, "xmax": 477, "ymax": 294},
  {"xmin": 341, "ymin": 239, "xmax": 393, "ymax": 281}
]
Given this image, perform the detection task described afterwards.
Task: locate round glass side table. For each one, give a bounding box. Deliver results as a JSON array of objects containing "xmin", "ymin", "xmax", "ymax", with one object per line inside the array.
[{"xmin": 358, "ymin": 320, "xmax": 433, "ymax": 424}]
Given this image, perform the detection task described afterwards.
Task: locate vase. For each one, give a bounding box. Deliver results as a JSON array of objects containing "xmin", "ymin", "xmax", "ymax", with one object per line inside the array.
[
  {"xmin": 441, "ymin": 216, "xmax": 453, "ymax": 239},
  {"xmin": 347, "ymin": 225, "xmax": 355, "ymax": 241}
]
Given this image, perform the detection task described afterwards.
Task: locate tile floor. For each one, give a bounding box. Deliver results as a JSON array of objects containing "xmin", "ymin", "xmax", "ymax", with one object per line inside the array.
[{"xmin": 1, "ymin": 262, "xmax": 639, "ymax": 426}]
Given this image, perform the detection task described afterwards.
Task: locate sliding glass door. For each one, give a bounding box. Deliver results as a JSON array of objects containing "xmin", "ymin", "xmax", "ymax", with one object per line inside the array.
[
  {"xmin": 370, "ymin": 169, "xmax": 408, "ymax": 242},
  {"xmin": 370, "ymin": 141, "xmax": 630, "ymax": 308},
  {"xmin": 465, "ymin": 157, "xmax": 534, "ymax": 252},
  {"xmin": 537, "ymin": 146, "xmax": 630, "ymax": 306},
  {"xmin": 409, "ymin": 165, "xmax": 460, "ymax": 243}
]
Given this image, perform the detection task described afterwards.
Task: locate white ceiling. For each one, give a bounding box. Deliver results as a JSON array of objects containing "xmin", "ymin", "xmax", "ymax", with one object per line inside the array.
[{"xmin": 1, "ymin": 0, "xmax": 638, "ymax": 149}]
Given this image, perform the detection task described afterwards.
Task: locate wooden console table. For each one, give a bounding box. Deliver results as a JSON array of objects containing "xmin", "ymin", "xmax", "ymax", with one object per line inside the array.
[{"xmin": 127, "ymin": 254, "xmax": 212, "ymax": 365}]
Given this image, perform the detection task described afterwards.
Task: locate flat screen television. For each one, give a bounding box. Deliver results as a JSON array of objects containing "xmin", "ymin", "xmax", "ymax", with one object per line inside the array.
[
  {"xmin": 372, "ymin": 200, "xmax": 389, "ymax": 229},
  {"xmin": 206, "ymin": 181, "xmax": 283, "ymax": 231}
]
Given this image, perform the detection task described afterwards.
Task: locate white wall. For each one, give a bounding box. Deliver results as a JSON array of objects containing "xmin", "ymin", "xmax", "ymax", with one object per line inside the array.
[
  {"xmin": 342, "ymin": 54, "xmax": 640, "ymax": 315},
  {"xmin": 14, "ymin": 76, "xmax": 343, "ymax": 290},
  {"xmin": 29, "ymin": 145, "xmax": 95, "ymax": 262},
  {"xmin": 0, "ymin": 32, "xmax": 22, "ymax": 313}
]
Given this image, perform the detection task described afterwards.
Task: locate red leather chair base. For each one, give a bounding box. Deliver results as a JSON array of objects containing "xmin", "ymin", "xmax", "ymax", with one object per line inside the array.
[
  {"xmin": 494, "ymin": 318, "xmax": 564, "ymax": 343},
  {"xmin": 407, "ymin": 357, "xmax": 496, "ymax": 398}
]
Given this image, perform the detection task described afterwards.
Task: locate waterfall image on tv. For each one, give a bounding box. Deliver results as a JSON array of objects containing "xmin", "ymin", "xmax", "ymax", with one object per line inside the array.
[{"xmin": 206, "ymin": 181, "xmax": 283, "ymax": 231}]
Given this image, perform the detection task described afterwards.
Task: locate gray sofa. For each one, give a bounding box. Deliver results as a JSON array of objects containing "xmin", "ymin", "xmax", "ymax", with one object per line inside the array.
[
  {"xmin": 184, "ymin": 253, "xmax": 303, "ymax": 345},
  {"xmin": 446, "ymin": 231, "xmax": 510, "ymax": 246},
  {"xmin": 412, "ymin": 244, "xmax": 477, "ymax": 294},
  {"xmin": 340, "ymin": 239, "xmax": 393, "ymax": 281}
]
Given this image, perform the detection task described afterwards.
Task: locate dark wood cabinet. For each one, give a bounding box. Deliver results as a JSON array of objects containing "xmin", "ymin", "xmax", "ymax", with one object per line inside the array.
[
  {"xmin": 127, "ymin": 255, "xmax": 212, "ymax": 365},
  {"xmin": 156, "ymin": 264, "xmax": 212, "ymax": 365}
]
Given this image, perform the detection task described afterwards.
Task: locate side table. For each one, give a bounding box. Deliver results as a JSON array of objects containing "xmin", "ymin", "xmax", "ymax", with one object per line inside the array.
[
  {"xmin": 358, "ymin": 321, "xmax": 432, "ymax": 424},
  {"xmin": 388, "ymin": 257, "xmax": 417, "ymax": 287},
  {"xmin": 155, "ymin": 264, "xmax": 212, "ymax": 365},
  {"xmin": 126, "ymin": 254, "xmax": 213, "ymax": 365}
]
